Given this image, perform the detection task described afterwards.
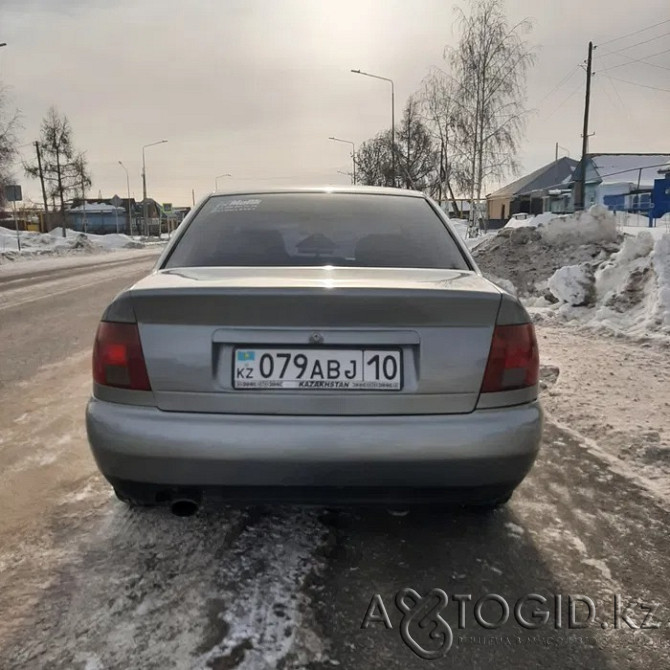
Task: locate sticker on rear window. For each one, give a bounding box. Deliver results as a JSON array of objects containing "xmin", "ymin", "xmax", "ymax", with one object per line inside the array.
[{"xmin": 212, "ymin": 199, "xmax": 262, "ymax": 213}]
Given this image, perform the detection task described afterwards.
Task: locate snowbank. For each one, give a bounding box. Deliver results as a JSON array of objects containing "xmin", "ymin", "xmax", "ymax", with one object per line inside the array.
[
  {"xmin": 652, "ymin": 235, "xmax": 670, "ymax": 329},
  {"xmin": 548, "ymin": 265, "xmax": 594, "ymax": 306},
  {"xmin": 538, "ymin": 206, "xmax": 618, "ymax": 246},
  {"xmin": 473, "ymin": 205, "xmax": 670, "ymax": 339},
  {"xmin": 0, "ymin": 226, "xmax": 159, "ymax": 263},
  {"xmin": 505, "ymin": 212, "xmax": 562, "ymax": 229}
]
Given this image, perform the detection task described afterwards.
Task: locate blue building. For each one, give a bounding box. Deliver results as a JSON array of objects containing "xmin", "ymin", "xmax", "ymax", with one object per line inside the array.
[
  {"xmin": 67, "ymin": 203, "xmax": 127, "ymax": 234},
  {"xmin": 572, "ymin": 153, "xmax": 670, "ymax": 220},
  {"xmin": 652, "ymin": 169, "xmax": 670, "ymax": 220}
]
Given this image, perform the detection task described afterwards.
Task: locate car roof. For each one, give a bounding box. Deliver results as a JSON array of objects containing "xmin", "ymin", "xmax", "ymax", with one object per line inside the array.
[{"xmin": 207, "ymin": 186, "xmax": 426, "ymax": 198}]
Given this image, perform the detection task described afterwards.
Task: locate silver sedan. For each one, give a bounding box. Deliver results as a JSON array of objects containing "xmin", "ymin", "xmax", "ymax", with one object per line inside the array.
[{"xmin": 86, "ymin": 187, "xmax": 542, "ymax": 514}]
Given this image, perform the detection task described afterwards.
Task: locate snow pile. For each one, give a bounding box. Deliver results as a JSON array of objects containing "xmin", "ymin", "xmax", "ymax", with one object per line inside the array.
[
  {"xmin": 505, "ymin": 212, "xmax": 563, "ymax": 229},
  {"xmin": 473, "ymin": 207, "xmax": 619, "ymax": 297},
  {"xmin": 539, "ymin": 205, "xmax": 618, "ymax": 246},
  {"xmin": 548, "ymin": 265, "xmax": 595, "ymax": 306},
  {"xmin": 651, "ymin": 234, "xmax": 670, "ymax": 329},
  {"xmin": 0, "ymin": 226, "xmax": 152, "ymax": 262},
  {"xmin": 473, "ymin": 205, "xmax": 670, "ymax": 339}
]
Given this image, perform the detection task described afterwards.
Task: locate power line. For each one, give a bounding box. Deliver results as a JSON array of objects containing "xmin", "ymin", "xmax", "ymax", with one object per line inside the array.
[
  {"xmin": 601, "ymin": 30, "xmax": 670, "ymax": 55},
  {"xmin": 535, "ymin": 65, "xmax": 581, "ymax": 108},
  {"xmin": 598, "ymin": 75, "xmax": 621, "ymax": 114},
  {"xmin": 602, "ymin": 74, "xmax": 670, "ymax": 93},
  {"xmin": 544, "ymin": 80, "xmax": 583, "ymax": 120},
  {"xmin": 605, "ymin": 75, "xmax": 632, "ymax": 122},
  {"xmin": 598, "ymin": 47, "xmax": 670, "ymax": 73},
  {"xmin": 597, "ymin": 18, "xmax": 670, "ymax": 47}
]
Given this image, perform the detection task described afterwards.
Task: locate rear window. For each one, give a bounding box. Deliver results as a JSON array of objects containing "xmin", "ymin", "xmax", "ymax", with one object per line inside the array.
[{"xmin": 163, "ymin": 193, "xmax": 469, "ymax": 270}]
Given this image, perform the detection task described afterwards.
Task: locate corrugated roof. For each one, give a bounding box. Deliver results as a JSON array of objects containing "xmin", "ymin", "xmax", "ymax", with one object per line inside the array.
[
  {"xmin": 589, "ymin": 154, "xmax": 670, "ymax": 187},
  {"xmin": 571, "ymin": 154, "xmax": 670, "ymax": 188},
  {"xmin": 68, "ymin": 203, "xmax": 124, "ymax": 213},
  {"xmin": 487, "ymin": 157, "xmax": 578, "ymax": 199}
]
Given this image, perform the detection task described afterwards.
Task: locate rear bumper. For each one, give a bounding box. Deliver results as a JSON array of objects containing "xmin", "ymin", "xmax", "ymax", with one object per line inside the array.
[{"xmin": 86, "ymin": 398, "xmax": 543, "ymax": 497}]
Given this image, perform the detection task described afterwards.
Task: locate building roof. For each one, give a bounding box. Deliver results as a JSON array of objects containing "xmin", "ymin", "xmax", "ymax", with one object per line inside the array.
[
  {"xmin": 487, "ymin": 157, "xmax": 578, "ymax": 199},
  {"xmin": 69, "ymin": 197, "xmax": 138, "ymax": 211},
  {"xmin": 68, "ymin": 203, "xmax": 124, "ymax": 213},
  {"xmin": 573, "ymin": 153, "xmax": 670, "ymax": 188}
]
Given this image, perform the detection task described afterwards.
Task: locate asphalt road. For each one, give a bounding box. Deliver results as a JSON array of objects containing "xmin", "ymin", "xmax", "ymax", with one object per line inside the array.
[{"xmin": 0, "ymin": 253, "xmax": 669, "ymax": 669}]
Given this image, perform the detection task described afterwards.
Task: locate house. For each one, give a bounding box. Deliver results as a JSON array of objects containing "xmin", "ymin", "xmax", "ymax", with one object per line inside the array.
[
  {"xmin": 571, "ymin": 153, "xmax": 670, "ymax": 214},
  {"xmin": 486, "ymin": 157, "xmax": 578, "ymax": 228},
  {"xmin": 69, "ymin": 196, "xmax": 140, "ymax": 234},
  {"xmin": 67, "ymin": 203, "xmax": 127, "ymax": 234}
]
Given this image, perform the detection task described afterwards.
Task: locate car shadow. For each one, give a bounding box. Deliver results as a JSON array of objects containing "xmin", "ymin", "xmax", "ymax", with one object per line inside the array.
[
  {"xmin": 0, "ymin": 495, "xmax": 616, "ymax": 669},
  {"xmin": 309, "ymin": 503, "xmax": 617, "ymax": 669}
]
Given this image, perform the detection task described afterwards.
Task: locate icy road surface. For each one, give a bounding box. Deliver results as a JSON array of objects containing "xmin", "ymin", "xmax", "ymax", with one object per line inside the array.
[{"xmin": 1, "ymin": 254, "xmax": 669, "ymax": 668}]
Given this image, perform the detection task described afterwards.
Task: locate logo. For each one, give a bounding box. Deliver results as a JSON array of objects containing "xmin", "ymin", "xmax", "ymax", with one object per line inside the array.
[
  {"xmin": 361, "ymin": 589, "xmax": 453, "ymax": 660},
  {"xmin": 396, "ymin": 589, "xmax": 453, "ymax": 659},
  {"xmin": 362, "ymin": 590, "xmax": 665, "ymax": 659},
  {"xmin": 309, "ymin": 332, "xmax": 324, "ymax": 345}
]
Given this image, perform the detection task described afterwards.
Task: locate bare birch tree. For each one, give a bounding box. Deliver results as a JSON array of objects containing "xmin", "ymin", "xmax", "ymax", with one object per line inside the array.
[
  {"xmin": 395, "ymin": 96, "xmax": 436, "ymax": 191},
  {"xmin": 448, "ymin": 0, "xmax": 535, "ymax": 221},
  {"xmin": 419, "ymin": 70, "xmax": 467, "ymax": 216},
  {"xmin": 0, "ymin": 85, "xmax": 21, "ymax": 206}
]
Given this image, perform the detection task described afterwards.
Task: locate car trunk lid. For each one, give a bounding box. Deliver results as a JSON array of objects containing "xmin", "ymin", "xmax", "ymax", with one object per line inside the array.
[{"xmin": 130, "ymin": 267, "xmax": 502, "ymax": 415}]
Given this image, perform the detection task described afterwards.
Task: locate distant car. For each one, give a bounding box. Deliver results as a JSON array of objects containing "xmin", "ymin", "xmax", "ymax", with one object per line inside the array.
[{"xmin": 86, "ymin": 187, "xmax": 542, "ymax": 515}]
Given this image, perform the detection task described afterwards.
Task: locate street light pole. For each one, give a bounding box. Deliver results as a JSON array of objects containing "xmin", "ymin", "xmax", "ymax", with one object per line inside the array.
[
  {"xmin": 141, "ymin": 139, "xmax": 167, "ymax": 236},
  {"xmin": 215, "ymin": 173, "xmax": 232, "ymax": 191},
  {"xmin": 118, "ymin": 161, "xmax": 132, "ymax": 235},
  {"xmin": 328, "ymin": 137, "xmax": 356, "ymax": 184},
  {"xmin": 351, "ymin": 69, "xmax": 395, "ymax": 186}
]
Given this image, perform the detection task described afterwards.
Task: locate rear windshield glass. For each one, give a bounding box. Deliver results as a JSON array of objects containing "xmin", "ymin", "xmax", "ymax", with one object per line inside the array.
[{"xmin": 163, "ymin": 193, "xmax": 469, "ymax": 270}]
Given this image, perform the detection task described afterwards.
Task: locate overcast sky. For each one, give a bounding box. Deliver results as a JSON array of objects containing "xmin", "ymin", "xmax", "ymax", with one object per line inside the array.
[{"xmin": 1, "ymin": 0, "xmax": 669, "ymax": 206}]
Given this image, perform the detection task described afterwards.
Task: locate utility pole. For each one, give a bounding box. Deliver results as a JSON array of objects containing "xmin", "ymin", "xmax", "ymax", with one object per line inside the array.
[
  {"xmin": 577, "ymin": 41, "xmax": 594, "ymax": 211},
  {"xmin": 141, "ymin": 140, "xmax": 167, "ymax": 237},
  {"xmin": 12, "ymin": 199, "xmax": 20, "ymax": 252},
  {"xmin": 34, "ymin": 142, "xmax": 49, "ymax": 232},
  {"xmin": 81, "ymin": 177, "xmax": 88, "ymax": 234},
  {"xmin": 118, "ymin": 161, "xmax": 132, "ymax": 235},
  {"xmin": 328, "ymin": 137, "xmax": 357, "ymax": 184}
]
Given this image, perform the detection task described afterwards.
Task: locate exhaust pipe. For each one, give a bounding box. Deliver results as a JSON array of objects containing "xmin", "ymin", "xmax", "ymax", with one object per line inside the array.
[{"xmin": 170, "ymin": 498, "xmax": 200, "ymax": 517}]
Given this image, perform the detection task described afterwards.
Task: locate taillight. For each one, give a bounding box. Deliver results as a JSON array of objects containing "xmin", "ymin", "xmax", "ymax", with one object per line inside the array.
[
  {"xmin": 480, "ymin": 323, "xmax": 539, "ymax": 393},
  {"xmin": 93, "ymin": 322, "xmax": 151, "ymax": 391}
]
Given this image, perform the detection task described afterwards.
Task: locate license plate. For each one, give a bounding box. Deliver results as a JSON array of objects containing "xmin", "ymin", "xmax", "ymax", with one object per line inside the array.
[{"xmin": 233, "ymin": 348, "xmax": 402, "ymax": 390}]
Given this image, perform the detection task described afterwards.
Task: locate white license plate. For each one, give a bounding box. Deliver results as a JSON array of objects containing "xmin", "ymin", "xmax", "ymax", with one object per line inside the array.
[{"xmin": 233, "ymin": 348, "xmax": 402, "ymax": 390}]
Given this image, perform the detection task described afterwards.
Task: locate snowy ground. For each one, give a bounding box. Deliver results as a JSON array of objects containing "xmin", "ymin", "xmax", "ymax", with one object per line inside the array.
[
  {"xmin": 1, "ymin": 316, "xmax": 670, "ymax": 667},
  {"xmin": 0, "ymin": 226, "xmax": 164, "ymax": 263},
  {"xmin": 1, "ymin": 236, "xmax": 670, "ymax": 668},
  {"xmin": 449, "ymin": 218, "xmax": 497, "ymax": 250}
]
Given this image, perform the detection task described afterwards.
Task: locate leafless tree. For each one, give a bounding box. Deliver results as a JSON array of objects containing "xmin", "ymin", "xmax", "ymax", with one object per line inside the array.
[
  {"xmin": 395, "ymin": 96, "xmax": 436, "ymax": 191},
  {"xmin": 448, "ymin": 0, "xmax": 535, "ymax": 220},
  {"xmin": 355, "ymin": 130, "xmax": 394, "ymax": 187},
  {"xmin": 356, "ymin": 98, "xmax": 437, "ymax": 190},
  {"xmin": 24, "ymin": 106, "xmax": 92, "ymax": 235},
  {"xmin": 0, "ymin": 85, "xmax": 21, "ymax": 206},
  {"xmin": 419, "ymin": 70, "xmax": 467, "ymax": 216}
]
